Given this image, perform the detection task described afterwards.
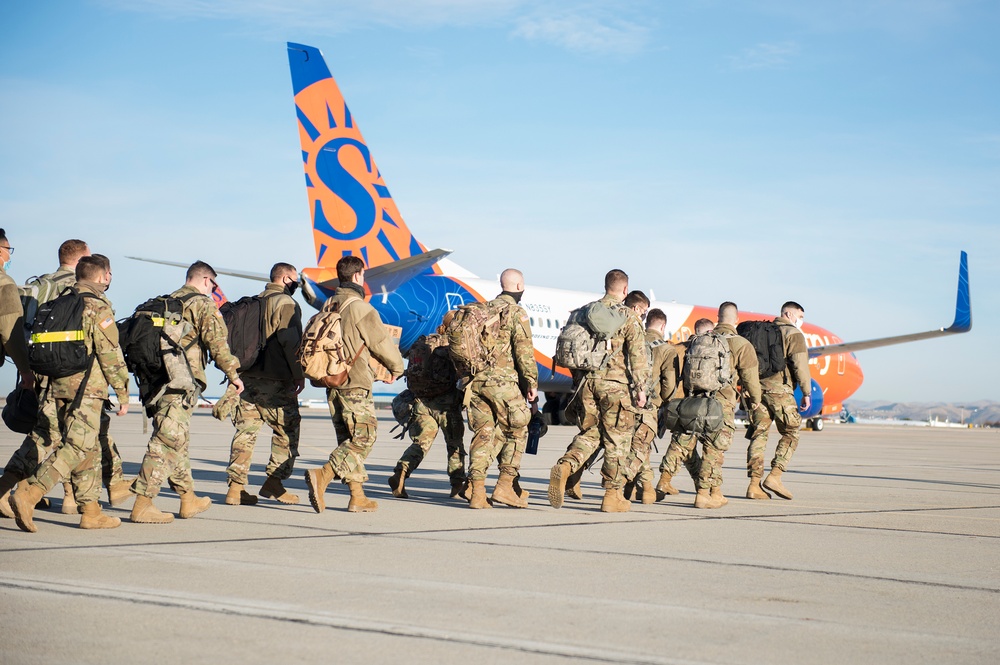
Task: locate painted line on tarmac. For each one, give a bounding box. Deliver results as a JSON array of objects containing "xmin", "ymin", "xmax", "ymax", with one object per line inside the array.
[{"xmin": 0, "ymin": 574, "xmax": 705, "ymax": 665}]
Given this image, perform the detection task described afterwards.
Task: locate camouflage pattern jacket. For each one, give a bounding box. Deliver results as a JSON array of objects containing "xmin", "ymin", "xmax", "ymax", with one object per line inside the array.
[
  {"xmin": 50, "ymin": 281, "xmax": 129, "ymax": 404},
  {"xmin": 645, "ymin": 328, "xmax": 680, "ymax": 410},
  {"xmin": 475, "ymin": 293, "xmax": 538, "ymax": 392},
  {"xmin": 712, "ymin": 322, "xmax": 762, "ymax": 410},
  {"xmin": 759, "ymin": 316, "xmax": 811, "ymax": 395},
  {"xmin": 0, "ymin": 265, "xmax": 30, "ymax": 376},
  {"xmin": 328, "ymin": 284, "xmax": 404, "ymax": 391},
  {"xmin": 171, "ymin": 285, "xmax": 241, "ymax": 388},
  {"xmin": 241, "ymin": 282, "xmax": 304, "ymax": 383},
  {"xmin": 588, "ymin": 294, "xmax": 649, "ymax": 394}
]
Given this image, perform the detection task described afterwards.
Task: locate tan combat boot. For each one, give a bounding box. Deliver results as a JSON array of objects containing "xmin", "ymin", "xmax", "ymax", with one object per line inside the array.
[
  {"xmin": 131, "ymin": 495, "xmax": 174, "ymax": 524},
  {"xmin": 548, "ymin": 461, "xmax": 572, "ymax": 509},
  {"xmin": 693, "ymin": 488, "xmax": 723, "ymax": 509},
  {"xmin": 711, "ymin": 486, "xmax": 728, "ymax": 507},
  {"xmin": 763, "ymin": 467, "xmax": 793, "ymax": 500},
  {"xmin": 0, "ymin": 490, "xmax": 14, "ymax": 519},
  {"xmin": 225, "ymin": 483, "xmax": 258, "ymax": 506},
  {"xmin": 640, "ymin": 481, "xmax": 656, "ymax": 505},
  {"xmin": 178, "ymin": 491, "xmax": 212, "ymax": 519},
  {"xmin": 347, "ymin": 482, "xmax": 378, "ymax": 512},
  {"xmin": 107, "ymin": 480, "xmax": 134, "ymax": 508},
  {"xmin": 512, "ymin": 475, "xmax": 530, "ymax": 503},
  {"xmin": 655, "ymin": 472, "xmax": 679, "ymax": 500},
  {"xmin": 600, "ymin": 488, "xmax": 631, "ymax": 513},
  {"xmin": 387, "ymin": 465, "xmax": 408, "ymax": 499},
  {"xmin": 746, "ymin": 475, "xmax": 771, "ymax": 500},
  {"xmin": 10, "ymin": 482, "xmax": 45, "ymax": 532},
  {"xmin": 565, "ymin": 470, "xmax": 584, "ymax": 500},
  {"xmin": 79, "ymin": 501, "xmax": 121, "ymax": 529},
  {"xmin": 469, "ymin": 478, "xmax": 491, "ymax": 509},
  {"xmin": 260, "ymin": 476, "xmax": 299, "ymax": 504},
  {"xmin": 61, "ymin": 482, "xmax": 79, "ymax": 515},
  {"xmin": 304, "ymin": 463, "xmax": 336, "ymax": 513},
  {"xmin": 491, "ymin": 472, "xmax": 528, "ymax": 508},
  {"xmin": 0, "ymin": 471, "xmax": 19, "ymax": 516}
]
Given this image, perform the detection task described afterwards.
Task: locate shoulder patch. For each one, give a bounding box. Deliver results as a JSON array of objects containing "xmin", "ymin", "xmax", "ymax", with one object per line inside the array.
[{"xmin": 99, "ymin": 316, "xmax": 114, "ymax": 329}]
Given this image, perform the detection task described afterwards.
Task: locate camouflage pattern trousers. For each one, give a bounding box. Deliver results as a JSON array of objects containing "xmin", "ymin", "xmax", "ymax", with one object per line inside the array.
[
  {"xmin": 558, "ymin": 378, "xmax": 637, "ymax": 490},
  {"xmin": 134, "ymin": 391, "xmax": 197, "ymax": 498},
  {"xmin": 623, "ymin": 408, "xmax": 657, "ymax": 486},
  {"xmin": 658, "ymin": 430, "xmax": 702, "ymax": 483},
  {"xmin": 226, "ymin": 378, "xmax": 301, "ymax": 485},
  {"xmin": 697, "ymin": 401, "xmax": 737, "ymax": 491},
  {"xmin": 3, "ymin": 384, "xmax": 124, "ymax": 490},
  {"xmin": 326, "ymin": 387, "xmax": 378, "ymax": 484},
  {"xmin": 397, "ymin": 390, "xmax": 466, "ymax": 482},
  {"xmin": 747, "ymin": 390, "xmax": 802, "ymax": 477},
  {"xmin": 27, "ymin": 397, "xmax": 106, "ymax": 505},
  {"xmin": 467, "ymin": 378, "xmax": 530, "ymax": 481}
]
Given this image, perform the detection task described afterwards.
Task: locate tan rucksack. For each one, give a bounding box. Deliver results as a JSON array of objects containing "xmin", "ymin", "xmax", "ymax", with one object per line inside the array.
[
  {"xmin": 297, "ymin": 297, "xmax": 364, "ymax": 388},
  {"xmin": 446, "ymin": 301, "xmax": 507, "ymax": 379}
]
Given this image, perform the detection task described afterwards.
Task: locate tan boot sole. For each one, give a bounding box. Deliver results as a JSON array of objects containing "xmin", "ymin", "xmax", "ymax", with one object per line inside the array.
[
  {"xmin": 548, "ymin": 465, "xmax": 568, "ymax": 509},
  {"xmin": 347, "ymin": 499, "xmax": 378, "ymax": 512},
  {"xmin": 80, "ymin": 516, "xmax": 122, "ymax": 529},
  {"xmin": 0, "ymin": 492, "xmax": 14, "ymax": 519},
  {"xmin": 304, "ymin": 469, "xmax": 326, "ymax": 513}
]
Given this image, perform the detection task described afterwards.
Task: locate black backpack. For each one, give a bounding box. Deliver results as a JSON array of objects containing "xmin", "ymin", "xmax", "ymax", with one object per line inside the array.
[
  {"xmin": 219, "ymin": 294, "xmax": 275, "ymax": 373},
  {"xmin": 736, "ymin": 320, "xmax": 786, "ymax": 380},
  {"xmin": 27, "ymin": 288, "xmax": 99, "ymax": 379},
  {"xmin": 118, "ymin": 293, "xmax": 199, "ymax": 389}
]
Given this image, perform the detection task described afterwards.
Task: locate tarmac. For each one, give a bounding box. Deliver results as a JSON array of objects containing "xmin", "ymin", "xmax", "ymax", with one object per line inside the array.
[{"xmin": 1, "ymin": 412, "xmax": 998, "ymax": 664}]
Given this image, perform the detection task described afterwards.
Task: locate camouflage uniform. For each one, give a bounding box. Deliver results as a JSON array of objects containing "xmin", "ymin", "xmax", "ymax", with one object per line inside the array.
[
  {"xmin": 133, "ymin": 285, "xmax": 241, "ymax": 498},
  {"xmin": 0, "ymin": 264, "xmax": 30, "ymax": 378},
  {"xmin": 23, "ymin": 282, "xmax": 130, "ymax": 505},
  {"xmin": 466, "ymin": 294, "xmax": 537, "ymax": 482},
  {"xmin": 323, "ymin": 284, "xmax": 404, "ymax": 483},
  {"xmin": 747, "ymin": 317, "xmax": 811, "ymax": 476},
  {"xmin": 3, "ymin": 269, "xmax": 125, "ymax": 492},
  {"xmin": 226, "ymin": 283, "xmax": 303, "ymax": 485},
  {"xmin": 397, "ymin": 390, "xmax": 466, "ymax": 483},
  {"xmin": 623, "ymin": 329, "xmax": 680, "ymax": 487},
  {"xmin": 658, "ymin": 341, "xmax": 701, "ymax": 483},
  {"xmin": 558, "ymin": 296, "xmax": 649, "ymax": 489},
  {"xmin": 697, "ymin": 323, "xmax": 761, "ymax": 490}
]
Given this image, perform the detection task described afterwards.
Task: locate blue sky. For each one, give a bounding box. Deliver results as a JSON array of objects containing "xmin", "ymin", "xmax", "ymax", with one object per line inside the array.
[{"xmin": 1, "ymin": 0, "xmax": 997, "ymax": 402}]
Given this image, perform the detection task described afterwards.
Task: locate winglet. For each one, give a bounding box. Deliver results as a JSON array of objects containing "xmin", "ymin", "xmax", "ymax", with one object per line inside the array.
[{"xmin": 946, "ymin": 250, "xmax": 971, "ymax": 333}]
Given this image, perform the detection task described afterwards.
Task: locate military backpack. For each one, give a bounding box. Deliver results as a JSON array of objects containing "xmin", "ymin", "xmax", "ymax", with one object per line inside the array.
[
  {"xmin": 27, "ymin": 287, "xmax": 100, "ymax": 379},
  {"xmin": 658, "ymin": 395, "xmax": 725, "ymax": 437},
  {"xmin": 681, "ymin": 332, "xmax": 733, "ymax": 396},
  {"xmin": 297, "ymin": 297, "xmax": 363, "ymax": 387},
  {"xmin": 19, "ymin": 271, "xmax": 76, "ymax": 344},
  {"xmin": 553, "ymin": 300, "xmax": 627, "ymax": 371},
  {"xmin": 220, "ymin": 293, "xmax": 280, "ymax": 374},
  {"xmin": 736, "ymin": 320, "xmax": 786, "ymax": 380},
  {"xmin": 405, "ymin": 333, "xmax": 456, "ymax": 398},
  {"xmin": 118, "ymin": 293, "xmax": 200, "ymax": 405},
  {"xmin": 446, "ymin": 301, "xmax": 507, "ymax": 379}
]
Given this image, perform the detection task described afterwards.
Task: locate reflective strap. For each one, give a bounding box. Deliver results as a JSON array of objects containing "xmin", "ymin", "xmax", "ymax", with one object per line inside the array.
[
  {"xmin": 151, "ymin": 317, "xmax": 165, "ymax": 327},
  {"xmin": 30, "ymin": 330, "xmax": 85, "ymax": 344}
]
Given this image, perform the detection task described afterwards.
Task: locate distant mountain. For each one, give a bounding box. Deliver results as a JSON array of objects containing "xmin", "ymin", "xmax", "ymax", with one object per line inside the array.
[{"xmin": 844, "ymin": 400, "xmax": 1000, "ymax": 426}]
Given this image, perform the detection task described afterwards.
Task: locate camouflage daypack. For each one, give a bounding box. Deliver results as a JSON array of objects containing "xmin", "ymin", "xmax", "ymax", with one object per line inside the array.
[
  {"xmin": 20, "ymin": 271, "xmax": 76, "ymax": 344},
  {"xmin": 297, "ymin": 297, "xmax": 363, "ymax": 388},
  {"xmin": 553, "ymin": 300, "xmax": 627, "ymax": 371},
  {"xmin": 681, "ymin": 332, "xmax": 733, "ymax": 396},
  {"xmin": 446, "ymin": 301, "xmax": 507, "ymax": 378},
  {"xmin": 405, "ymin": 333, "xmax": 456, "ymax": 398}
]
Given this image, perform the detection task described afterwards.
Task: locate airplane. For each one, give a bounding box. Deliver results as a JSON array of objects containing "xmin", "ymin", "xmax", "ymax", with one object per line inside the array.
[{"xmin": 132, "ymin": 41, "xmax": 973, "ymax": 431}]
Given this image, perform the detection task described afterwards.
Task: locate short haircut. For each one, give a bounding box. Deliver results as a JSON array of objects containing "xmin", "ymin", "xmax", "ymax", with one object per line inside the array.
[
  {"xmin": 337, "ymin": 255, "xmax": 365, "ymax": 283},
  {"xmin": 646, "ymin": 308, "xmax": 667, "ymax": 328},
  {"xmin": 90, "ymin": 253, "xmax": 111, "ymax": 271},
  {"xmin": 0, "ymin": 228, "xmax": 6, "ymax": 243},
  {"xmin": 270, "ymin": 262, "xmax": 297, "ymax": 282},
  {"xmin": 186, "ymin": 260, "xmax": 217, "ymax": 281},
  {"xmin": 781, "ymin": 301, "xmax": 805, "ymax": 315},
  {"xmin": 76, "ymin": 255, "xmax": 107, "ymax": 281},
  {"xmin": 718, "ymin": 301, "xmax": 738, "ymax": 322},
  {"xmin": 58, "ymin": 239, "xmax": 89, "ymax": 265},
  {"xmin": 694, "ymin": 318, "xmax": 715, "ymax": 334},
  {"xmin": 624, "ymin": 290, "xmax": 650, "ymax": 309},
  {"xmin": 604, "ymin": 269, "xmax": 628, "ymax": 293}
]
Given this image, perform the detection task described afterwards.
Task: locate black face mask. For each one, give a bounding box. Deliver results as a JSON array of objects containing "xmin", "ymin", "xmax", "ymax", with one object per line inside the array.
[
  {"xmin": 502, "ymin": 290, "xmax": 523, "ymax": 304},
  {"xmin": 285, "ymin": 280, "xmax": 300, "ymax": 296}
]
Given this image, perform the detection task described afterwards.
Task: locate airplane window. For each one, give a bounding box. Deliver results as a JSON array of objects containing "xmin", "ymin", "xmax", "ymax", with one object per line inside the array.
[
  {"xmin": 547, "ymin": 319, "xmax": 552, "ymax": 328},
  {"xmin": 530, "ymin": 317, "xmax": 535, "ymax": 326}
]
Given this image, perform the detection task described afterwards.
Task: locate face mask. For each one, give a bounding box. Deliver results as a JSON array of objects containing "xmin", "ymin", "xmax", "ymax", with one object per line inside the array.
[
  {"xmin": 2, "ymin": 260, "xmax": 10, "ymax": 272},
  {"xmin": 285, "ymin": 280, "xmax": 300, "ymax": 296},
  {"xmin": 502, "ymin": 290, "xmax": 523, "ymax": 304},
  {"xmin": 794, "ymin": 317, "xmax": 804, "ymax": 330}
]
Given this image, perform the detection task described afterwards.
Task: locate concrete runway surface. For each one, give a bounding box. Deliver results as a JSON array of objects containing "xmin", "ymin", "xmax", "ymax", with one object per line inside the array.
[{"xmin": 1, "ymin": 412, "xmax": 997, "ymax": 664}]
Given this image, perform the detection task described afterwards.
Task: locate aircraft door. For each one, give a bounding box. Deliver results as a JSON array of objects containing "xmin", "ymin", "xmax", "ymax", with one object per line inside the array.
[{"xmin": 837, "ymin": 354, "xmax": 846, "ymax": 375}]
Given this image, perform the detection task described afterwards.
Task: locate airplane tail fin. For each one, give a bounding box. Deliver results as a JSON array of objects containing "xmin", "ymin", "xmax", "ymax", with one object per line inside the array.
[{"xmin": 288, "ymin": 42, "xmax": 439, "ymax": 283}]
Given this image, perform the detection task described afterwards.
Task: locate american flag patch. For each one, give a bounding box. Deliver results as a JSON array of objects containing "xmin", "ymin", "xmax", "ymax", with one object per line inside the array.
[{"xmin": 100, "ymin": 317, "xmax": 114, "ymax": 329}]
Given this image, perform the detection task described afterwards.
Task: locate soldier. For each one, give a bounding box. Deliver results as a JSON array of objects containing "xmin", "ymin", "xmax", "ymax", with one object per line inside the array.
[
  {"xmin": 130, "ymin": 261, "xmax": 244, "ymax": 524},
  {"xmin": 0, "ymin": 241, "xmax": 130, "ymax": 519},
  {"xmin": 304, "ymin": 256, "xmax": 404, "ymax": 513},
  {"xmin": 548, "ymin": 269, "xmax": 649, "ymax": 513},
  {"xmin": 388, "ymin": 310, "xmax": 467, "ymax": 499},
  {"xmin": 746, "ymin": 301, "xmax": 812, "ymax": 500},
  {"xmin": 623, "ymin": 305, "xmax": 681, "ymax": 504},
  {"xmin": 0, "ymin": 229, "xmax": 32, "ymax": 387},
  {"xmin": 224, "ymin": 262, "xmax": 305, "ymax": 506},
  {"xmin": 463, "ymin": 268, "xmax": 537, "ymax": 509},
  {"xmin": 9, "ymin": 255, "xmax": 130, "ymax": 532},
  {"xmin": 692, "ymin": 302, "xmax": 762, "ymax": 509},
  {"xmin": 654, "ymin": 317, "xmax": 713, "ymax": 498}
]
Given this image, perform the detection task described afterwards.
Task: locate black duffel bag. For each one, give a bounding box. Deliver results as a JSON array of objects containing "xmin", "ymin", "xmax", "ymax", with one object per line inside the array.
[
  {"xmin": 658, "ymin": 395, "xmax": 725, "ymax": 438},
  {"xmin": 3, "ymin": 384, "xmax": 39, "ymax": 434}
]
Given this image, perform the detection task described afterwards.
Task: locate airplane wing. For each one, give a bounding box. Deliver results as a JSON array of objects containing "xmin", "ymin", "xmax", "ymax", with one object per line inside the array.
[
  {"xmin": 127, "ymin": 257, "xmax": 270, "ymax": 282},
  {"xmin": 809, "ymin": 251, "xmax": 971, "ymax": 358}
]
